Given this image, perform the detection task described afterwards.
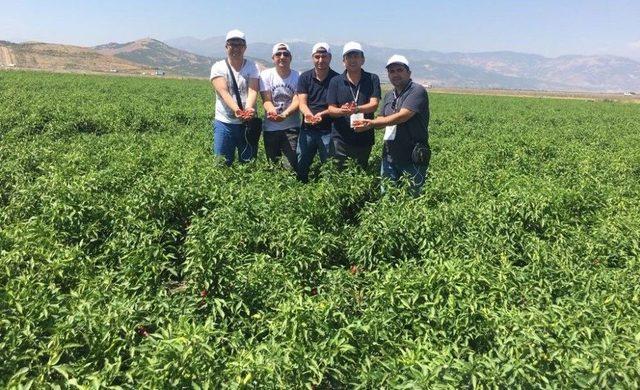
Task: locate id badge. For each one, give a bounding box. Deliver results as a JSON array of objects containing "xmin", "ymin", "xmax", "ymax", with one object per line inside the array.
[
  {"xmin": 350, "ymin": 113, "xmax": 364, "ymax": 128},
  {"xmin": 384, "ymin": 125, "xmax": 397, "ymax": 140}
]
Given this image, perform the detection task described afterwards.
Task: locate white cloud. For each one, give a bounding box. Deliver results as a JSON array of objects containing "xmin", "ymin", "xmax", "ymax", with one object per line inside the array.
[{"xmin": 630, "ymin": 40, "xmax": 640, "ymax": 50}]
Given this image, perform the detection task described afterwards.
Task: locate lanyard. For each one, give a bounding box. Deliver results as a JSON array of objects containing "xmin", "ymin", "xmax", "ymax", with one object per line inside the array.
[
  {"xmin": 391, "ymin": 81, "xmax": 412, "ymax": 112},
  {"xmin": 349, "ymin": 82, "xmax": 361, "ymax": 103}
]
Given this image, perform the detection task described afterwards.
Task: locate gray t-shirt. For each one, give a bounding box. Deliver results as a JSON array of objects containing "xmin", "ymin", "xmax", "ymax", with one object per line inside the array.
[
  {"xmin": 381, "ymin": 82, "xmax": 429, "ymax": 164},
  {"xmin": 259, "ymin": 67, "xmax": 300, "ymax": 131}
]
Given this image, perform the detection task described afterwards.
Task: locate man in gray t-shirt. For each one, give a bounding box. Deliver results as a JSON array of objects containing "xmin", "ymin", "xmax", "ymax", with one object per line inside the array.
[{"xmin": 353, "ymin": 55, "xmax": 430, "ymax": 195}]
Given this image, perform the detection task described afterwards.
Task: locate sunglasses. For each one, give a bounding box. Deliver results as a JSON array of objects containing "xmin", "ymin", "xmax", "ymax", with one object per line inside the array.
[
  {"xmin": 227, "ymin": 42, "xmax": 246, "ymax": 48},
  {"xmin": 274, "ymin": 52, "xmax": 291, "ymax": 57}
]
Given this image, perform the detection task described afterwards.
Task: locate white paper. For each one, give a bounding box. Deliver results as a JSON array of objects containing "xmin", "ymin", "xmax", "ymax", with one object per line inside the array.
[
  {"xmin": 384, "ymin": 125, "xmax": 397, "ymax": 140},
  {"xmin": 350, "ymin": 113, "xmax": 364, "ymax": 128}
]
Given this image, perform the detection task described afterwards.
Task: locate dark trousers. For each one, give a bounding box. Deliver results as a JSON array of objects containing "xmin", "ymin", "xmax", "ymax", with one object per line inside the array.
[
  {"xmin": 263, "ymin": 128, "xmax": 299, "ymax": 171},
  {"xmin": 296, "ymin": 128, "xmax": 332, "ymax": 182},
  {"xmin": 332, "ymin": 136, "xmax": 372, "ymax": 169}
]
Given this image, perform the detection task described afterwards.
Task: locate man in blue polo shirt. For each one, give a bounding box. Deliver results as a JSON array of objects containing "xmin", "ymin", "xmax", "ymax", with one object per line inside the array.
[
  {"xmin": 326, "ymin": 41, "xmax": 381, "ymax": 169},
  {"xmin": 353, "ymin": 55, "xmax": 430, "ymax": 196},
  {"xmin": 296, "ymin": 42, "xmax": 339, "ymax": 182}
]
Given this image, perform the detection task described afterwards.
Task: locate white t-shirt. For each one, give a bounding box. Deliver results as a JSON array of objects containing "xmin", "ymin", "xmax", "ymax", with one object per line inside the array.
[
  {"xmin": 259, "ymin": 67, "xmax": 300, "ymax": 131},
  {"xmin": 210, "ymin": 59, "xmax": 260, "ymax": 124}
]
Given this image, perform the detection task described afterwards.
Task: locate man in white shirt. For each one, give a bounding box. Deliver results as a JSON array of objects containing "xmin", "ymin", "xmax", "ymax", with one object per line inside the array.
[
  {"xmin": 259, "ymin": 43, "xmax": 300, "ymax": 170},
  {"xmin": 210, "ymin": 29, "xmax": 260, "ymax": 165}
]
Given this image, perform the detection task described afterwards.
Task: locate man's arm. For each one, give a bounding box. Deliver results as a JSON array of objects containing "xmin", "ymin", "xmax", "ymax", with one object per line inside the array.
[
  {"xmin": 298, "ymin": 94, "xmax": 313, "ymax": 117},
  {"xmin": 261, "ymin": 90, "xmax": 277, "ymax": 114},
  {"xmin": 357, "ymin": 74, "xmax": 381, "ymax": 114},
  {"xmin": 325, "ymin": 78, "xmax": 351, "ymax": 117},
  {"xmin": 211, "ymin": 77, "xmax": 243, "ymax": 118},
  {"xmin": 353, "ymin": 108, "xmax": 416, "ymax": 132},
  {"xmin": 356, "ymin": 97, "xmax": 379, "ymax": 114},
  {"xmin": 281, "ymin": 94, "xmax": 299, "ymax": 118},
  {"xmin": 299, "ymin": 94, "xmax": 325, "ymax": 124},
  {"xmin": 327, "ymin": 103, "xmax": 352, "ymax": 117}
]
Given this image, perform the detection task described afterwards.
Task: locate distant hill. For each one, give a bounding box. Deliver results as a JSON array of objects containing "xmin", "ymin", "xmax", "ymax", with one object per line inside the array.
[
  {"xmin": 93, "ymin": 38, "xmax": 215, "ymax": 77},
  {"xmin": 167, "ymin": 36, "xmax": 640, "ymax": 92},
  {"xmin": 0, "ymin": 40, "xmax": 151, "ymax": 74}
]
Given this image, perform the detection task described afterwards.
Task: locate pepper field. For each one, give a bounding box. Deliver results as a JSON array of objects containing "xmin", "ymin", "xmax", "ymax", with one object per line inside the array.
[{"xmin": 1, "ymin": 71, "xmax": 639, "ymax": 387}]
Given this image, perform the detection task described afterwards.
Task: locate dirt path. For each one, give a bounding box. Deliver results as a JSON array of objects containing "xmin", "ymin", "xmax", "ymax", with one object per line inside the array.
[{"xmin": 0, "ymin": 46, "xmax": 16, "ymax": 66}]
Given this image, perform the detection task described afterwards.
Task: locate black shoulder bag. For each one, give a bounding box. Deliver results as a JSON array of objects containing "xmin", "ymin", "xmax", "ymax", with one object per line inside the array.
[
  {"xmin": 411, "ymin": 141, "xmax": 431, "ymax": 166},
  {"xmin": 225, "ymin": 60, "xmax": 262, "ymax": 151}
]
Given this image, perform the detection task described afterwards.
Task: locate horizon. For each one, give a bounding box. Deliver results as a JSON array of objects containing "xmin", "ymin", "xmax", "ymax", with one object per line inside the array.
[
  {"xmin": 2, "ymin": 0, "xmax": 640, "ymax": 61},
  {"xmin": 4, "ymin": 36, "xmax": 640, "ymax": 63}
]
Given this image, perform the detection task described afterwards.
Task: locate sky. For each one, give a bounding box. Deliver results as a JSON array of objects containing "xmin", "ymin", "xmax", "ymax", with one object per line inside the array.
[{"xmin": 2, "ymin": 0, "xmax": 640, "ymax": 60}]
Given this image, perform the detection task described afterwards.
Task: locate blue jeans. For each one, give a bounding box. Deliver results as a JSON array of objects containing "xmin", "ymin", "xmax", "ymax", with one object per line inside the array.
[
  {"xmin": 296, "ymin": 128, "xmax": 332, "ymax": 182},
  {"xmin": 381, "ymin": 158, "xmax": 428, "ymax": 196},
  {"xmin": 212, "ymin": 120, "xmax": 256, "ymax": 165}
]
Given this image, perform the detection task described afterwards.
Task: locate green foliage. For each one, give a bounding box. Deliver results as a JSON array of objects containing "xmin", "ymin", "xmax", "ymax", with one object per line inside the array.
[{"xmin": 1, "ymin": 70, "xmax": 639, "ymax": 387}]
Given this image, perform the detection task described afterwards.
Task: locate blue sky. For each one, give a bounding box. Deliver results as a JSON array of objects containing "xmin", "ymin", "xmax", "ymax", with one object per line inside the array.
[{"xmin": 2, "ymin": 0, "xmax": 640, "ymax": 60}]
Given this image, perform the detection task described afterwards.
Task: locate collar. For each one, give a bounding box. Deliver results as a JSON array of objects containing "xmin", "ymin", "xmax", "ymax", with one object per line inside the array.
[
  {"xmin": 311, "ymin": 68, "xmax": 336, "ymax": 82},
  {"xmin": 341, "ymin": 69, "xmax": 366, "ymax": 85},
  {"xmin": 394, "ymin": 80, "xmax": 413, "ymax": 97}
]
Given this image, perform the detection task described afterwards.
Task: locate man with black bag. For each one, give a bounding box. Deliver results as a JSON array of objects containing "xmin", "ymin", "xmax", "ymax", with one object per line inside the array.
[
  {"xmin": 353, "ymin": 55, "xmax": 431, "ymax": 195},
  {"xmin": 210, "ymin": 29, "xmax": 262, "ymax": 165}
]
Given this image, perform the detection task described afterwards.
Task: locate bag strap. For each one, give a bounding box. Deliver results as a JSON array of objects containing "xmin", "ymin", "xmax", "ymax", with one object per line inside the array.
[{"xmin": 225, "ymin": 59, "xmax": 244, "ymax": 110}]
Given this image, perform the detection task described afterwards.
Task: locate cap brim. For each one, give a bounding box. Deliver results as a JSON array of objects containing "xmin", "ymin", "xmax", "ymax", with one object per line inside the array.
[{"xmin": 386, "ymin": 62, "xmax": 407, "ymax": 68}]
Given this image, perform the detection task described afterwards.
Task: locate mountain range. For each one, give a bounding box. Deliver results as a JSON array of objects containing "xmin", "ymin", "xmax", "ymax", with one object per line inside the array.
[
  {"xmin": 2, "ymin": 37, "xmax": 639, "ymax": 92},
  {"xmin": 166, "ymin": 37, "xmax": 640, "ymax": 92}
]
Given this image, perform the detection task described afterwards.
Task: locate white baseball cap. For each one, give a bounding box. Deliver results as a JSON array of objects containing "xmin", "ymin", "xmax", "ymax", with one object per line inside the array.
[
  {"xmin": 386, "ymin": 54, "xmax": 410, "ymax": 68},
  {"xmin": 311, "ymin": 42, "xmax": 331, "ymax": 55},
  {"xmin": 342, "ymin": 41, "xmax": 363, "ymax": 56},
  {"xmin": 272, "ymin": 42, "xmax": 290, "ymax": 55},
  {"xmin": 225, "ymin": 29, "xmax": 246, "ymax": 41}
]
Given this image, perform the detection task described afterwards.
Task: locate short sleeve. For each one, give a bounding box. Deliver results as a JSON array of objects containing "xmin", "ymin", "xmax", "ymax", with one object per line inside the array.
[
  {"xmin": 297, "ymin": 72, "xmax": 309, "ymax": 94},
  {"xmin": 248, "ymin": 61, "xmax": 260, "ymax": 79},
  {"xmin": 371, "ymin": 73, "xmax": 382, "ymax": 99},
  {"xmin": 326, "ymin": 77, "xmax": 338, "ymax": 105},
  {"xmin": 259, "ymin": 69, "xmax": 270, "ymax": 92},
  {"xmin": 210, "ymin": 61, "xmax": 226, "ymax": 81},
  {"xmin": 401, "ymin": 85, "xmax": 427, "ymax": 113}
]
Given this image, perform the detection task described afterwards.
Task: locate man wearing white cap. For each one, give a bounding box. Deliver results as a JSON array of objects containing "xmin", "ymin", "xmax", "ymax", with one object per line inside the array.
[
  {"xmin": 259, "ymin": 43, "xmax": 300, "ymax": 170},
  {"xmin": 326, "ymin": 41, "xmax": 381, "ymax": 169},
  {"xmin": 353, "ymin": 55, "xmax": 430, "ymax": 195},
  {"xmin": 210, "ymin": 29, "xmax": 261, "ymax": 165},
  {"xmin": 296, "ymin": 42, "xmax": 339, "ymax": 182}
]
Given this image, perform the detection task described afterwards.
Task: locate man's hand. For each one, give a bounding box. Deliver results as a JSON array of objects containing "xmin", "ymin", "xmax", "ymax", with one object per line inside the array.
[
  {"xmin": 241, "ymin": 108, "xmax": 256, "ymax": 121},
  {"xmin": 352, "ymin": 119, "xmax": 374, "ymax": 132},
  {"xmin": 266, "ymin": 110, "xmax": 285, "ymax": 122},
  {"xmin": 304, "ymin": 113, "xmax": 322, "ymax": 125},
  {"xmin": 339, "ymin": 101, "xmax": 357, "ymax": 116}
]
